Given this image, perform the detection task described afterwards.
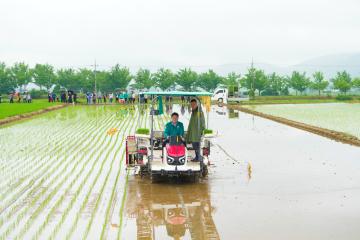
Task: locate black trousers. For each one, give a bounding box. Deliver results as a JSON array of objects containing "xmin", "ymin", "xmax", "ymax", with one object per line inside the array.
[{"xmin": 192, "ymin": 142, "xmax": 201, "ymax": 161}]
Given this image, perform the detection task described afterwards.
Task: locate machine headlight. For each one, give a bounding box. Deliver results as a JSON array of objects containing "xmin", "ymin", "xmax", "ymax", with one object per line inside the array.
[
  {"xmin": 179, "ymin": 156, "xmax": 185, "ymax": 164},
  {"xmin": 167, "ymin": 156, "xmax": 174, "ymax": 163}
]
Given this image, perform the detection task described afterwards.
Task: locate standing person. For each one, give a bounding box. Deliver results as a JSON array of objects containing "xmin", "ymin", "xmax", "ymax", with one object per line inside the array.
[
  {"xmin": 52, "ymin": 92, "xmax": 57, "ymax": 103},
  {"xmin": 124, "ymin": 92, "xmax": 128, "ymax": 103},
  {"xmin": 97, "ymin": 93, "xmax": 102, "ymax": 104},
  {"xmin": 68, "ymin": 92, "xmax": 73, "ymax": 103},
  {"xmin": 73, "ymin": 93, "xmax": 77, "ymax": 103},
  {"xmin": 103, "ymin": 94, "xmax": 107, "ymax": 104},
  {"xmin": 115, "ymin": 92, "xmax": 119, "ymax": 102},
  {"xmin": 87, "ymin": 92, "xmax": 89, "ymax": 104},
  {"xmin": 48, "ymin": 92, "xmax": 52, "ymax": 102},
  {"xmin": 181, "ymin": 96, "xmax": 185, "ymax": 103},
  {"xmin": 0, "ymin": 93, "xmax": 2, "ymax": 103},
  {"xmin": 23, "ymin": 93, "xmax": 27, "ymax": 103},
  {"xmin": 27, "ymin": 92, "xmax": 32, "ymax": 103},
  {"xmin": 17, "ymin": 92, "xmax": 21, "ymax": 103},
  {"xmin": 92, "ymin": 92, "xmax": 96, "ymax": 104},
  {"xmin": 9, "ymin": 93, "xmax": 14, "ymax": 103},
  {"xmin": 186, "ymin": 99, "xmax": 205, "ymax": 162},
  {"xmin": 109, "ymin": 93, "xmax": 113, "ymax": 103},
  {"xmin": 132, "ymin": 92, "xmax": 136, "ymax": 103}
]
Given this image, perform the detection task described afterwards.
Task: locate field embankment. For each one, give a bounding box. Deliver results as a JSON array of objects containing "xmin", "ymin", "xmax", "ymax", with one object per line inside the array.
[
  {"xmin": 234, "ymin": 95, "xmax": 360, "ymax": 105},
  {"xmin": 0, "ymin": 102, "xmax": 66, "ymax": 125}
]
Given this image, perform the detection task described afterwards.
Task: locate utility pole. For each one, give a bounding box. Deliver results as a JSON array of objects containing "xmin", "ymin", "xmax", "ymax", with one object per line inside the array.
[
  {"xmin": 251, "ymin": 58, "xmax": 255, "ymax": 100},
  {"xmin": 91, "ymin": 60, "xmax": 99, "ymax": 94}
]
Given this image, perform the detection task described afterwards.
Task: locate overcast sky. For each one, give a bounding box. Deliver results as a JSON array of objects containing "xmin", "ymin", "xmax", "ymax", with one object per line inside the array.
[{"xmin": 1, "ymin": 0, "xmax": 360, "ymax": 69}]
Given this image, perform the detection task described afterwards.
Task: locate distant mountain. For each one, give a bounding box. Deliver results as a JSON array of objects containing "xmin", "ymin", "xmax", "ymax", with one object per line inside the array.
[
  {"xmin": 130, "ymin": 53, "xmax": 360, "ymax": 78},
  {"xmin": 291, "ymin": 53, "xmax": 360, "ymax": 78}
]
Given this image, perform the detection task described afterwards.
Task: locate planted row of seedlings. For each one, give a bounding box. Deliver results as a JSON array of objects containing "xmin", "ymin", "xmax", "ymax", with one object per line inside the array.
[
  {"xmin": 0, "ymin": 117, "xmax": 97, "ymax": 209},
  {"xmin": 44, "ymin": 113, "xmax": 132, "ymax": 240},
  {"xmin": 28, "ymin": 111, "xmax": 128, "ymax": 240},
  {"xmin": 0, "ymin": 108, "xmax": 119, "ymax": 239},
  {"xmin": 0, "ymin": 109, "xmax": 92, "ymax": 195},
  {"xmin": 0, "ymin": 116, "xmax": 99, "ymax": 232},
  {"xmin": 63, "ymin": 109, "xmax": 136, "ymax": 239},
  {"xmin": 23, "ymin": 108, "xmax": 123, "ymax": 239},
  {"xmin": 101, "ymin": 108, "xmax": 147, "ymax": 240},
  {"xmin": 0, "ymin": 108, "xmax": 75, "ymax": 169},
  {"xmin": 0, "ymin": 106, "xmax": 150, "ymax": 239},
  {"xmin": 0, "ymin": 115, "xmax": 100, "ymax": 214}
]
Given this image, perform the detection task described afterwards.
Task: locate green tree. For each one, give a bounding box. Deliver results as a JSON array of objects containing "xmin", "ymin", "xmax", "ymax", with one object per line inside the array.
[
  {"xmin": 10, "ymin": 62, "xmax": 33, "ymax": 91},
  {"xmin": 56, "ymin": 68, "xmax": 81, "ymax": 91},
  {"xmin": 310, "ymin": 71, "xmax": 329, "ymax": 96},
  {"xmin": 78, "ymin": 68, "xmax": 94, "ymax": 93},
  {"xmin": 196, "ymin": 69, "xmax": 223, "ymax": 92},
  {"xmin": 332, "ymin": 71, "xmax": 352, "ymax": 94},
  {"xmin": 176, "ymin": 68, "xmax": 197, "ymax": 91},
  {"xmin": 0, "ymin": 62, "xmax": 16, "ymax": 94},
  {"xmin": 241, "ymin": 67, "xmax": 267, "ymax": 96},
  {"xmin": 223, "ymin": 72, "xmax": 240, "ymax": 86},
  {"xmin": 263, "ymin": 72, "xmax": 289, "ymax": 96},
  {"xmin": 95, "ymin": 71, "xmax": 110, "ymax": 93},
  {"xmin": 101, "ymin": 64, "xmax": 132, "ymax": 92},
  {"xmin": 153, "ymin": 68, "xmax": 175, "ymax": 90},
  {"xmin": 289, "ymin": 71, "xmax": 310, "ymax": 95},
  {"xmin": 33, "ymin": 64, "xmax": 55, "ymax": 91},
  {"xmin": 133, "ymin": 68, "xmax": 153, "ymax": 90},
  {"xmin": 352, "ymin": 77, "xmax": 360, "ymax": 89}
]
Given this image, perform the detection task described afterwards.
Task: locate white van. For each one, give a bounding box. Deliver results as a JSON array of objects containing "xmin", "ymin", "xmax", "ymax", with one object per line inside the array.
[{"xmin": 211, "ymin": 86, "xmax": 249, "ymax": 104}]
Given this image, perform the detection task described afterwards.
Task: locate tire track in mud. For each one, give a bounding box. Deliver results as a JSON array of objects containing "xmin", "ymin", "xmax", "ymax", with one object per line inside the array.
[{"xmin": 116, "ymin": 110, "xmax": 168, "ymax": 239}]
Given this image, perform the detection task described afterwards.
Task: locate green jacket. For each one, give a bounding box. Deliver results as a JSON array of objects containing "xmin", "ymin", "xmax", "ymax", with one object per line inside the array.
[
  {"xmin": 164, "ymin": 121, "xmax": 184, "ymax": 138},
  {"xmin": 186, "ymin": 107, "xmax": 205, "ymax": 143}
]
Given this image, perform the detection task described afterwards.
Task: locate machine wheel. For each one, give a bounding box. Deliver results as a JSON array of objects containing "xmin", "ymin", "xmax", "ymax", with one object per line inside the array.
[
  {"xmin": 140, "ymin": 165, "xmax": 147, "ymax": 178},
  {"xmin": 192, "ymin": 174, "xmax": 200, "ymax": 183},
  {"xmin": 202, "ymin": 165, "xmax": 208, "ymax": 177},
  {"xmin": 218, "ymin": 98, "xmax": 223, "ymax": 103},
  {"xmin": 151, "ymin": 173, "xmax": 160, "ymax": 183}
]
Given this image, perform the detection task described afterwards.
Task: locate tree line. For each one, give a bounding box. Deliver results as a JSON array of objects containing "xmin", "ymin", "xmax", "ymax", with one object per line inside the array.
[{"xmin": 1, "ymin": 62, "xmax": 360, "ymax": 95}]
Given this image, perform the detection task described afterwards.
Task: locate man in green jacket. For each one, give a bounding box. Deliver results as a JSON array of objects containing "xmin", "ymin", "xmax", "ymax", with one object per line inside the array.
[
  {"xmin": 164, "ymin": 112, "xmax": 184, "ymax": 140},
  {"xmin": 186, "ymin": 99, "xmax": 205, "ymax": 162}
]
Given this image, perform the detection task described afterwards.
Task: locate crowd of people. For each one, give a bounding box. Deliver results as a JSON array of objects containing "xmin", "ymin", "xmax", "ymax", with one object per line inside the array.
[
  {"xmin": 85, "ymin": 91, "xmax": 137, "ymax": 104},
  {"xmin": 0, "ymin": 90, "xmax": 193, "ymax": 105},
  {"xmin": 0, "ymin": 92, "xmax": 32, "ymax": 103},
  {"xmin": 48, "ymin": 91, "xmax": 77, "ymax": 103}
]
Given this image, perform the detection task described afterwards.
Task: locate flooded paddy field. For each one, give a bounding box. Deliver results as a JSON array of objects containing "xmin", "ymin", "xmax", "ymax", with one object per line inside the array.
[
  {"xmin": 245, "ymin": 103, "xmax": 360, "ymax": 139},
  {"xmin": 1, "ymin": 104, "xmax": 360, "ymax": 239}
]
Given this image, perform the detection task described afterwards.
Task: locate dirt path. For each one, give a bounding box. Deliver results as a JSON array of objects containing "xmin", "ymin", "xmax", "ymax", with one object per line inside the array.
[
  {"xmin": 230, "ymin": 105, "xmax": 360, "ymax": 147},
  {"xmin": 0, "ymin": 104, "xmax": 67, "ymax": 126}
]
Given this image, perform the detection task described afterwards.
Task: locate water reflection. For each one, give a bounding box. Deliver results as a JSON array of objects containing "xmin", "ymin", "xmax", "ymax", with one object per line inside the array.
[
  {"xmin": 126, "ymin": 179, "xmax": 220, "ymax": 240},
  {"xmin": 213, "ymin": 105, "xmax": 239, "ymax": 119}
]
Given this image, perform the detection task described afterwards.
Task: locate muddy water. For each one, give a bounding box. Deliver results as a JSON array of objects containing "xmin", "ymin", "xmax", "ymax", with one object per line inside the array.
[{"xmin": 122, "ymin": 104, "xmax": 360, "ymax": 240}]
